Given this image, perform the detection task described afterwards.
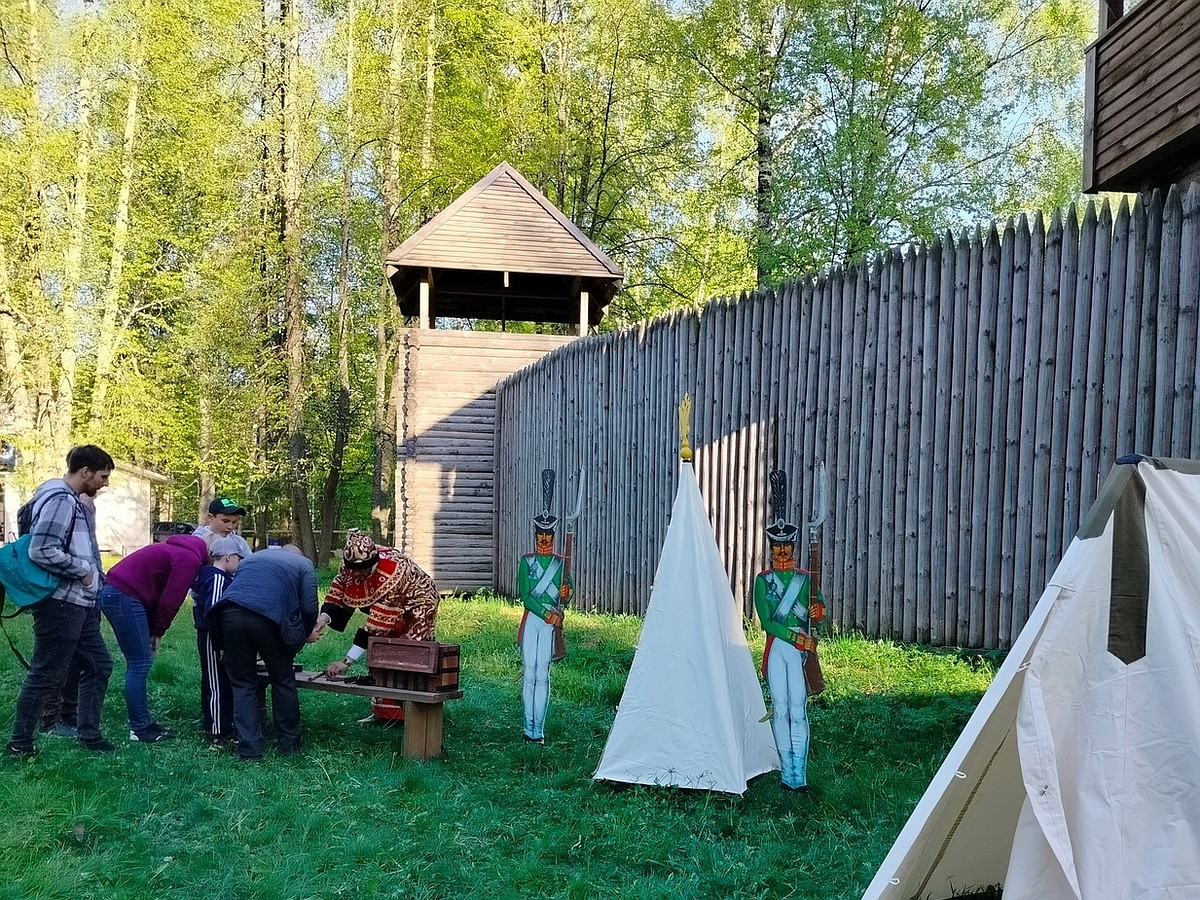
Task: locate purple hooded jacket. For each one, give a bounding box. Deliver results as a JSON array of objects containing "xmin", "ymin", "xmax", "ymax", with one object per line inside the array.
[{"xmin": 105, "ymin": 534, "xmax": 208, "ymax": 637}]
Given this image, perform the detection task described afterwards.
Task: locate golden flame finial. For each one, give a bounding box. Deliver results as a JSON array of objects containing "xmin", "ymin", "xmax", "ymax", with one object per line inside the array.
[{"xmin": 678, "ymin": 393, "xmax": 693, "ymax": 462}]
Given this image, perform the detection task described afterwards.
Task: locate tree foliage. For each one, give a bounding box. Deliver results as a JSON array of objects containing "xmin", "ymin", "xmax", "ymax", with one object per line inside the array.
[{"xmin": 0, "ymin": 0, "xmax": 1093, "ymax": 539}]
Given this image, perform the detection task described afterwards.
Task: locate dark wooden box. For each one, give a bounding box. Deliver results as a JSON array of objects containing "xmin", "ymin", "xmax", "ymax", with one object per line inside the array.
[{"xmin": 367, "ymin": 637, "xmax": 460, "ymax": 692}]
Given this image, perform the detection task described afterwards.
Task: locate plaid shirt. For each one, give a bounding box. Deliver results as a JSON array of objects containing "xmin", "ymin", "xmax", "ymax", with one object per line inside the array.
[{"xmin": 26, "ymin": 479, "xmax": 102, "ymax": 608}]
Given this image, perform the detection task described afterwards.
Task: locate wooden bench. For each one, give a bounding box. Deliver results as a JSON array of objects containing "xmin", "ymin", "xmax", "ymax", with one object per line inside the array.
[{"xmin": 295, "ymin": 670, "xmax": 463, "ymax": 760}]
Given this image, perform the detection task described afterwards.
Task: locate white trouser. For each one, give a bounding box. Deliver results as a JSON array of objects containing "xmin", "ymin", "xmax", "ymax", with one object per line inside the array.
[
  {"xmin": 520, "ymin": 613, "xmax": 555, "ymax": 740},
  {"xmin": 766, "ymin": 638, "xmax": 810, "ymax": 788}
]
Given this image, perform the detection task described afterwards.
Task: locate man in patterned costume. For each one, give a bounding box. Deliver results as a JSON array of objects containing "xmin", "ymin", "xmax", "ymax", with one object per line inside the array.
[
  {"xmin": 517, "ymin": 469, "xmax": 573, "ymax": 743},
  {"xmin": 316, "ymin": 530, "xmax": 440, "ymax": 721},
  {"xmin": 754, "ymin": 470, "xmax": 825, "ymax": 791}
]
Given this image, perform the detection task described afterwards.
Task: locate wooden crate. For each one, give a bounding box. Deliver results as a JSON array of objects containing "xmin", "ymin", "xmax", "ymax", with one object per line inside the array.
[{"xmin": 367, "ymin": 637, "xmax": 460, "ymax": 692}]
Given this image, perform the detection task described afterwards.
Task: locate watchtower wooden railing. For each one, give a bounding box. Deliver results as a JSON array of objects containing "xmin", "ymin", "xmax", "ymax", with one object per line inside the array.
[{"xmin": 1084, "ymin": 0, "xmax": 1200, "ymax": 192}]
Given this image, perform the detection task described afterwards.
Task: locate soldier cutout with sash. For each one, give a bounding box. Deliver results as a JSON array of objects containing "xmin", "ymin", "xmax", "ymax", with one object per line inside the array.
[
  {"xmin": 754, "ymin": 470, "xmax": 826, "ymax": 791},
  {"xmin": 517, "ymin": 469, "xmax": 573, "ymax": 743}
]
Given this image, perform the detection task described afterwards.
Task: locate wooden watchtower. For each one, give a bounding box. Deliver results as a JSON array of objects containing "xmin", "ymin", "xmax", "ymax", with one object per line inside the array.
[
  {"xmin": 1084, "ymin": 0, "xmax": 1200, "ymax": 192},
  {"xmin": 384, "ymin": 162, "xmax": 623, "ymax": 591}
]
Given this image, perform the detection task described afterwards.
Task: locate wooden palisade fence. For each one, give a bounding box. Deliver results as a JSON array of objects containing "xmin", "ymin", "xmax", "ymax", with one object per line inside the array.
[{"xmin": 494, "ymin": 185, "xmax": 1200, "ymax": 649}]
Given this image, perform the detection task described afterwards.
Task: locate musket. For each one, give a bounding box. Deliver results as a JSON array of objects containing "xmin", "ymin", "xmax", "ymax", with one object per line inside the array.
[
  {"xmin": 552, "ymin": 470, "xmax": 585, "ymax": 662},
  {"xmin": 806, "ymin": 460, "xmax": 829, "ymax": 598},
  {"xmin": 804, "ymin": 461, "xmax": 829, "ymax": 697},
  {"xmin": 563, "ymin": 469, "xmax": 585, "ymax": 583}
]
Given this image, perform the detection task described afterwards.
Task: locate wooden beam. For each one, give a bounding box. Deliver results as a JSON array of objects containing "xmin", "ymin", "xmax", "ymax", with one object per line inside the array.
[
  {"xmin": 1100, "ymin": 0, "xmax": 1123, "ymax": 35},
  {"xmin": 1084, "ymin": 45, "xmax": 1098, "ymax": 192},
  {"xmin": 579, "ymin": 289, "xmax": 589, "ymax": 336},
  {"xmin": 419, "ymin": 280, "xmax": 431, "ymax": 329}
]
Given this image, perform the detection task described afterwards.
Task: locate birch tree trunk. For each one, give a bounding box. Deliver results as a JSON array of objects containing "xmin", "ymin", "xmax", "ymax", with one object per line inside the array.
[
  {"xmin": 57, "ymin": 28, "xmax": 95, "ymax": 456},
  {"xmin": 372, "ymin": 0, "xmax": 406, "ymax": 545},
  {"xmin": 0, "ymin": 243, "xmax": 34, "ymax": 433},
  {"xmin": 281, "ymin": 0, "xmax": 316, "ymax": 558},
  {"xmin": 19, "ymin": 0, "xmax": 58, "ymax": 470},
  {"xmin": 419, "ymin": 1, "xmax": 436, "ymax": 220},
  {"xmin": 89, "ymin": 49, "xmax": 143, "ymax": 429},
  {"xmin": 755, "ymin": 23, "xmax": 775, "ymax": 291},
  {"xmin": 318, "ymin": 0, "xmax": 356, "ymax": 566}
]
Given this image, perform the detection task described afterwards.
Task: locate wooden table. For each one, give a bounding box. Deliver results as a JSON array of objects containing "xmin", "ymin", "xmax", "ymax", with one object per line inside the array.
[{"xmin": 295, "ymin": 670, "xmax": 464, "ymax": 760}]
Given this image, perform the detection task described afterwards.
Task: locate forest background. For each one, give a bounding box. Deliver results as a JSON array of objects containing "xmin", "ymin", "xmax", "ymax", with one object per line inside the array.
[{"xmin": 0, "ymin": 0, "xmax": 1093, "ymax": 563}]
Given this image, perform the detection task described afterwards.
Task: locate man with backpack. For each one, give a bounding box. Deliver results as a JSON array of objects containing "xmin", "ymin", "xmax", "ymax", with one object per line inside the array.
[{"xmin": 6, "ymin": 445, "xmax": 117, "ymax": 758}]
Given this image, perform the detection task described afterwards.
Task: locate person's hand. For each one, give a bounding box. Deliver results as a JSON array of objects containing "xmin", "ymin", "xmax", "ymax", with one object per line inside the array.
[
  {"xmin": 150, "ymin": 635, "xmax": 161, "ymax": 654},
  {"xmin": 558, "ymin": 583, "xmax": 571, "ymax": 601},
  {"xmin": 82, "ymin": 571, "xmax": 94, "ymax": 587},
  {"xmin": 325, "ymin": 660, "xmax": 349, "ymax": 677},
  {"xmin": 545, "ymin": 608, "xmax": 563, "ymax": 627},
  {"xmin": 307, "ymin": 624, "xmax": 325, "ymax": 643}
]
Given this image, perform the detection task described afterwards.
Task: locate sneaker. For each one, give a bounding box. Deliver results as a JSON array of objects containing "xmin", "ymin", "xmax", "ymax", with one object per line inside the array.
[
  {"xmin": 78, "ymin": 737, "xmax": 116, "ymax": 753},
  {"xmin": 40, "ymin": 722, "xmax": 79, "ymax": 739},
  {"xmin": 5, "ymin": 741, "xmax": 38, "ymax": 759},
  {"xmin": 130, "ymin": 724, "xmax": 174, "ymax": 743}
]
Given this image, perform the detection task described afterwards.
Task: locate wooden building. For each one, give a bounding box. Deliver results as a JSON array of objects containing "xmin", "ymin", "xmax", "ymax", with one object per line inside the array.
[
  {"xmin": 384, "ymin": 162, "xmax": 623, "ymax": 591},
  {"xmin": 1084, "ymin": 0, "xmax": 1200, "ymax": 193}
]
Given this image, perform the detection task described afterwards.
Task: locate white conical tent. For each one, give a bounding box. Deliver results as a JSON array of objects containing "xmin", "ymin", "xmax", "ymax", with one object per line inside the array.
[
  {"xmin": 593, "ymin": 462, "xmax": 779, "ymax": 794},
  {"xmin": 864, "ymin": 456, "xmax": 1200, "ymax": 900}
]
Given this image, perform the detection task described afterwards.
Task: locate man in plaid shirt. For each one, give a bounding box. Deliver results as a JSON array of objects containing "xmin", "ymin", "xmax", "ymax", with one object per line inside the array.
[{"xmin": 6, "ymin": 445, "xmax": 117, "ymax": 757}]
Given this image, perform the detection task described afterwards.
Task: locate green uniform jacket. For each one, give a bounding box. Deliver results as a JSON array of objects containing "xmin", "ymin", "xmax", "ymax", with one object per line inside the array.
[
  {"xmin": 518, "ymin": 552, "xmax": 573, "ymax": 621},
  {"xmin": 753, "ymin": 569, "xmax": 824, "ymax": 645}
]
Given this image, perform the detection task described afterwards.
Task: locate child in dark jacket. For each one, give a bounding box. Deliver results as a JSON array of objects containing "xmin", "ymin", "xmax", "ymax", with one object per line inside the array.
[{"xmin": 192, "ymin": 536, "xmax": 244, "ymax": 744}]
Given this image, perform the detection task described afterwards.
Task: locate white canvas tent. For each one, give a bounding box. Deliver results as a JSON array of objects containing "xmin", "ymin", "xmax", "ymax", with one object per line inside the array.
[
  {"xmin": 864, "ymin": 456, "xmax": 1200, "ymax": 900},
  {"xmin": 593, "ymin": 462, "xmax": 779, "ymax": 794}
]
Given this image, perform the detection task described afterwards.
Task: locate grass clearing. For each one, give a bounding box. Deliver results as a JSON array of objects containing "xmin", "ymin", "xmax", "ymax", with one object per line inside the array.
[{"xmin": 0, "ymin": 592, "xmax": 997, "ymax": 899}]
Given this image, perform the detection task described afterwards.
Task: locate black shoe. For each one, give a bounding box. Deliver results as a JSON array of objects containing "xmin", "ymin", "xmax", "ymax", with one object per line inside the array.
[
  {"xmin": 522, "ymin": 734, "xmax": 544, "ymax": 744},
  {"xmin": 5, "ymin": 741, "xmax": 38, "ymax": 759},
  {"xmin": 130, "ymin": 724, "xmax": 174, "ymax": 743},
  {"xmin": 234, "ymin": 752, "xmax": 263, "ymax": 762},
  {"xmin": 79, "ymin": 737, "xmax": 116, "ymax": 753}
]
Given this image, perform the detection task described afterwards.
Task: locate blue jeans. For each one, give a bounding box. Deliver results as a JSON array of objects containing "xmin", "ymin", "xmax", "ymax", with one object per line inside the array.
[
  {"xmin": 10, "ymin": 599, "xmax": 112, "ymax": 748},
  {"xmin": 100, "ymin": 585, "xmax": 154, "ymax": 731}
]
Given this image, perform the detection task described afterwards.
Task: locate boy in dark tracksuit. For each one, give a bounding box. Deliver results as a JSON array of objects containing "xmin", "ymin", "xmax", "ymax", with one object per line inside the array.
[{"xmin": 192, "ymin": 536, "xmax": 243, "ymax": 743}]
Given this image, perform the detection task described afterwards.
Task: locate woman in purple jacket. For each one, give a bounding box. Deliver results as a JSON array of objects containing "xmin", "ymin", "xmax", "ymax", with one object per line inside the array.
[{"xmin": 101, "ymin": 534, "xmax": 208, "ymax": 743}]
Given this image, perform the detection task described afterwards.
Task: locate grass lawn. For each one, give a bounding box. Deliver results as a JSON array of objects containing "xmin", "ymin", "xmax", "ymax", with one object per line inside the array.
[{"xmin": 0, "ymin": 593, "xmax": 998, "ymax": 899}]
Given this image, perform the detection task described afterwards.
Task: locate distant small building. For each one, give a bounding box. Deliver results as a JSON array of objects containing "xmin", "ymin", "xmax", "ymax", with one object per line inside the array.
[
  {"xmin": 95, "ymin": 461, "xmax": 173, "ymax": 555},
  {"xmin": 0, "ymin": 458, "xmax": 171, "ymax": 555}
]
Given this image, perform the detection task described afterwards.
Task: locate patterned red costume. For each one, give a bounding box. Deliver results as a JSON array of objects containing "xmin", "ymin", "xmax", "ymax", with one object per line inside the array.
[
  {"xmin": 321, "ymin": 547, "xmax": 439, "ymax": 645},
  {"xmin": 319, "ymin": 533, "xmax": 440, "ymax": 721}
]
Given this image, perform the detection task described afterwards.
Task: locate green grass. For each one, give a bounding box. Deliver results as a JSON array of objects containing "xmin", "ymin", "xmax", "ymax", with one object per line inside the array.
[{"xmin": 0, "ymin": 594, "xmax": 997, "ymax": 899}]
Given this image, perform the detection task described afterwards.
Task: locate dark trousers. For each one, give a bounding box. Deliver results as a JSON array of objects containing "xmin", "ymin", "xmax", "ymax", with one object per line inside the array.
[
  {"xmin": 11, "ymin": 599, "xmax": 113, "ymax": 747},
  {"xmin": 217, "ymin": 604, "xmax": 301, "ymax": 757},
  {"xmin": 197, "ymin": 629, "xmax": 233, "ymax": 737},
  {"xmin": 41, "ymin": 653, "xmax": 82, "ymax": 729}
]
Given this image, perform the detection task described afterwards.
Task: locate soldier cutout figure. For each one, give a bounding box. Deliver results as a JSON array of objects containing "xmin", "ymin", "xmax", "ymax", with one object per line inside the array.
[
  {"xmin": 517, "ymin": 469, "xmax": 573, "ymax": 743},
  {"xmin": 754, "ymin": 470, "xmax": 826, "ymax": 791}
]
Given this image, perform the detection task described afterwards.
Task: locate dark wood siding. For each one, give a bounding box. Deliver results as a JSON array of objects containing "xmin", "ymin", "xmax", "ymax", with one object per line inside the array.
[{"xmin": 1085, "ymin": 0, "xmax": 1200, "ymax": 192}]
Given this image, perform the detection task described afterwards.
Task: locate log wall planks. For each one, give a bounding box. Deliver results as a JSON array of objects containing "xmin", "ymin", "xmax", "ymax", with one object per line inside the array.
[
  {"xmin": 396, "ymin": 328, "xmax": 572, "ymax": 592},
  {"xmin": 493, "ymin": 188, "xmax": 1200, "ymax": 649}
]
